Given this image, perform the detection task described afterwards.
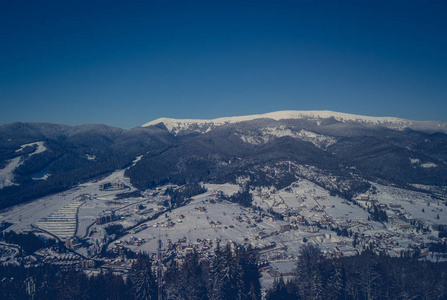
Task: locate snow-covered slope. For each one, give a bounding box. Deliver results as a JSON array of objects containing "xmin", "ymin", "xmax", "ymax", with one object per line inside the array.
[
  {"xmin": 0, "ymin": 141, "xmax": 47, "ymax": 188},
  {"xmin": 142, "ymin": 110, "xmax": 447, "ymax": 135}
]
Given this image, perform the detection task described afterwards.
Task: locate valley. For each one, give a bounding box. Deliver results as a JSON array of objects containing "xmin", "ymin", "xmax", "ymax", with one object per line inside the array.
[
  {"xmin": 1, "ymin": 111, "xmax": 447, "ymax": 295},
  {"xmin": 1, "ymin": 161, "xmax": 446, "ymax": 289}
]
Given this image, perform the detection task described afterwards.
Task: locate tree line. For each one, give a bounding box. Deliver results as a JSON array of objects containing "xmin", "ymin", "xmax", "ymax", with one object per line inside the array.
[
  {"xmin": 0, "ymin": 243, "xmax": 261, "ymax": 300},
  {"xmin": 0, "ymin": 231, "xmax": 56, "ymax": 256},
  {"xmin": 2, "ymin": 242, "xmax": 447, "ymax": 299},
  {"xmin": 266, "ymin": 244, "xmax": 447, "ymax": 300}
]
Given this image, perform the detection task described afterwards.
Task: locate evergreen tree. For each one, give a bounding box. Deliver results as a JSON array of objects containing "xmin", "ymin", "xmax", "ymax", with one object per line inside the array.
[
  {"xmin": 295, "ymin": 244, "xmax": 323, "ymax": 300},
  {"xmin": 179, "ymin": 251, "xmax": 208, "ymax": 300},
  {"xmin": 265, "ymin": 277, "xmax": 298, "ymax": 300},
  {"xmin": 129, "ymin": 254, "xmax": 158, "ymax": 300}
]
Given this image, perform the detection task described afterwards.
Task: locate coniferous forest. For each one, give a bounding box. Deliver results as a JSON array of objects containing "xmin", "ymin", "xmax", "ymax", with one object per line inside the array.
[
  {"xmin": 0, "ymin": 243, "xmax": 260, "ymax": 300},
  {"xmin": 1, "ymin": 244, "xmax": 447, "ymax": 299},
  {"xmin": 266, "ymin": 245, "xmax": 447, "ymax": 300}
]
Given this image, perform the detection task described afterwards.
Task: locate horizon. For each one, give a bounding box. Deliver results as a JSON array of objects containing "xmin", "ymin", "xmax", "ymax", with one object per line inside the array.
[
  {"xmin": 2, "ymin": 109, "xmax": 447, "ymax": 130},
  {"xmin": 1, "ymin": 1, "xmax": 447, "ymax": 129}
]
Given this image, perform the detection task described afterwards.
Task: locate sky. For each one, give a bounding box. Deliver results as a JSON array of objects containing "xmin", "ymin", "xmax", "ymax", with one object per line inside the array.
[{"xmin": 1, "ymin": 0, "xmax": 447, "ymax": 129}]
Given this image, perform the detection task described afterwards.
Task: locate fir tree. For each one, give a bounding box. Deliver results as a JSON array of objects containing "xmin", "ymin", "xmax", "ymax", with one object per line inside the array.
[
  {"xmin": 295, "ymin": 244, "xmax": 323, "ymax": 300},
  {"xmin": 129, "ymin": 254, "xmax": 158, "ymax": 300}
]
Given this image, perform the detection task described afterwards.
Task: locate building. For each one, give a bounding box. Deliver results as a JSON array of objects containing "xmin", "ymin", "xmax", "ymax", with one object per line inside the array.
[
  {"xmin": 96, "ymin": 211, "xmax": 119, "ymax": 225},
  {"xmin": 99, "ymin": 182, "xmax": 112, "ymax": 190},
  {"xmin": 99, "ymin": 181, "xmax": 125, "ymax": 191},
  {"xmin": 278, "ymin": 221, "xmax": 291, "ymax": 232},
  {"xmin": 65, "ymin": 237, "xmax": 80, "ymax": 249}
]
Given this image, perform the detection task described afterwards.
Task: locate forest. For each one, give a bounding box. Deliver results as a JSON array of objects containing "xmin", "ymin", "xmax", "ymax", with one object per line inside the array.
[
  {"xmin": 1, "ymin": 243, "xmax": 447, "ymax": 299},
  {"xmin": 266, "ymin": 244, "xmax": 447, "ymax": 300},
  {"xmin": 0, "ymin": 243, "xmax": 260, "ymax": 300}
]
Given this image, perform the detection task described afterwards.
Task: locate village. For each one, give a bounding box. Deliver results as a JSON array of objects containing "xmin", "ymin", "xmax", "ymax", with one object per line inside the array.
[{"xmin": 1, "ymin": 167, "xmax": 447, "ymax": 286}]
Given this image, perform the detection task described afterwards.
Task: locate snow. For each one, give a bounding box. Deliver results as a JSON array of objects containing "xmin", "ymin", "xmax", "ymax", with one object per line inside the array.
[
  {"xmin": 421, "ymin": 162, "xmax": 438, "ymax": 168},
  {"xmin": 1, "ymin": 157, "xmax": 446, "ymax": 274},
  {"xmin": 237, "ymin": 127, "xmax": 336, "ymax": 149},
  {"xmin": 131, "ymin": 155, "xmax": 143, "ymax": 166},
  {"xmin": 142, "ymin": 110, "xmax": 447, "ymax": 135},
  {"xmin": 86, "ymin": 154, "xmax": 96, "ymax": 161},
  {"xmin": 15, "ymin": 141, "xmax": 46, "ymax": 156},
  {"xmin": 410, "ymin": 158, "xmax": 438, "ymax": 168},
  {"xmin": 35, "ymin": 201, "xmax": 84, "ymax": 239},
  {"xmin": 112, "ymin": 184, "xmax": 261, "ymax": 254},
  {"xmin": 0, "ymin": 141, "xmax": 47, "ymax": 188},
  {"xmin": 203, "ymin": 183, "xmax": 240, "ymax": 196},
  {"xmin": 410, "ymin": 158, "xmax": 420, "ymax": 164},
  {"xmin": 0, "ymin": 157, "xmax": 21, "ymax": 189},
  {"xmin": 0, "ymin": 155, "xmax": 143, "ymax": 240},
  {"xmin": 371, "ymin": 183, "xmax": 447, "ymax": 224}
]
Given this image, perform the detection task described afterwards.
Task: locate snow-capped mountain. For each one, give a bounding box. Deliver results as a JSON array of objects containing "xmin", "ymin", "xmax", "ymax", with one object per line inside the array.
[
  {"xmin": 142, "ymin": 110, "xmax": 447, "ymax": 135},
  {"xmin": 1, "ymin": 111, "xmax": 447, "ymax": 210}
]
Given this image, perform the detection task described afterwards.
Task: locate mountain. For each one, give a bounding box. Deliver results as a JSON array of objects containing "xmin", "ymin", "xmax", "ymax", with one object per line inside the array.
[
  {"xmin": 0, "ymin": 122, "xmax": 175, "ymax": 209},
  {"xmin": 142, "ymin": 110, "xmax": 447, "ymax": 136},
  {"xmin": 135, "ymin": 111, "xmax": 447, "ymax": 195},
  {"xmin": 1, "ymin": 111, "xmax": 447, "ymax": 210}
]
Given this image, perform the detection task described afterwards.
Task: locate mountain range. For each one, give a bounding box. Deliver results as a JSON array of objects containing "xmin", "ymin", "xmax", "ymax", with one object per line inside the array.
[{"xmin": 1, "ymin": 110, "xmax": 447, "ymax": 210}]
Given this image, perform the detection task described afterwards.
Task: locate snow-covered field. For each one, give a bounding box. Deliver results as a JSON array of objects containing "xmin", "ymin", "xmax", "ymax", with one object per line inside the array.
[
  {"xmin": 0, "ymin": 163, "xmax": 140, "ymax": 240},
  {"xmin": 1, "ymin": 155, "xmax": 447, "ymax": 283}
]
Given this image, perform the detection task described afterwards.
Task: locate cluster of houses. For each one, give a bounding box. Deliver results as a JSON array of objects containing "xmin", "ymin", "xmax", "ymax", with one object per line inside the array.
[
  {"xmin": 129, "ymin": 223, "xmax": 148, "ymax": 234},
  {"xmin": 116, "ymin": 236, "xmax": 146, "ymax": 247},
  {"xmin": 43, "ymin": 253, "xmax": 80, "ymax": 266}
]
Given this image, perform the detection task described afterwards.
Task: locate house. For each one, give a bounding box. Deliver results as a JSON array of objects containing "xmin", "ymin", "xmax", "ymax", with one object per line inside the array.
[
  {"xmin": 278, "ymin": 221, "xmax": 291, "ymax": 232},
  {"xmin": 359, "ymin": 194, "xmax": 369, "ymax": 201},
  {"xmin": 378, "ymin": 204, "xmax": 388, "ymax": 210},
  {"xmin": 99, "ymin": 182, "xmax": 112, "ymax": 190},
  {"xmin": 321, "ymin": 215, "xmax": 330, "ymax": 222},
  {"xmin": 296, "ymin": 215, "xmax": 305, "ymax": 223},
  {"xmin": 113, "ymin": 181, "xmax": 124, "ymax": 189}
]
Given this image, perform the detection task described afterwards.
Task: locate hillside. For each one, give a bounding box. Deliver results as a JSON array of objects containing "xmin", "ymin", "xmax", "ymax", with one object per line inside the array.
[{"xmin": 1, "ymin": 111, "xmax": 447, "ymax": 210}]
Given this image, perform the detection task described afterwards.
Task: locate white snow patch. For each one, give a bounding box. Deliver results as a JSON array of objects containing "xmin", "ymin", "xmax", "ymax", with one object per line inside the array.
[
  {"xmin": 0, "ymin": 157, "xmax": 21, "ymax": 188},
  {"xmin": 237, "ymin": 126, "xmax": 336, "ymax": 149},
  {"xmin": 410, "ymin": 158, "xmax": 437, "ymax": 168},
  {"xmin": 421, "ymin": 162, "xmax": 437, "ymax": 168},
  {"xmin": 131, "ymin": 155, "xmax": 143, "ymax": 166},
  {"xmin": 15, "ymin": 141, "xmax": 46, "ymax": 156},
  {"xmin": 203, "ymin": 183, "xmax": 241, "ymax": 197},
  {"xmin": 410, "ymin": 158, "xmax": 420, "ymax": 164},
  {"xmin": 296, "ymin": 129, "xmax": 336, "ymax": 149}
]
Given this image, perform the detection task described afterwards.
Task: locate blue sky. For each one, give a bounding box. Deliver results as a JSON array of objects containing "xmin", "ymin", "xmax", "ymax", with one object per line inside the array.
[{"xmin": 1, "ymin": 0, "xmax": 446, "ymax": 129}]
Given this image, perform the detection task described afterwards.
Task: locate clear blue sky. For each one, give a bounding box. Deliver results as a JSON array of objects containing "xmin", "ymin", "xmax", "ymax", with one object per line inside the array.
[{"xmin": 1, "ymin": 0, "xmax": 446, "ymax": 129}]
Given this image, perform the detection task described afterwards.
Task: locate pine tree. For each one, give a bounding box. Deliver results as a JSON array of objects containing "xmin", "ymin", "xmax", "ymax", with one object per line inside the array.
[
  {"xmin": 240, "ymin": 245, "xmax": 261, "ymax": 300},
  {"xmin": 209, "ymin": 241, "xmax": 226, "ymax": 300},
  {"xmin": 129, "ymin": 254, "xmax": 158, "ymax": 300},
  {"xmin": 180, "ymin": 251, "xmax": 208, "ymax": 300},
  {"xmin": 295, "ymin": 244, "xmax": 323, "ymax": 300}
]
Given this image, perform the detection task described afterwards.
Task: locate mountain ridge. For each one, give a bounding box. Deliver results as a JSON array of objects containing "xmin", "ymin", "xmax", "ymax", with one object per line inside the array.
[
  {"xmin": 1, "ymin": 110, "xmax": 447, "ymax": 210},
  {"xmin": 142, "ymin": 110, "xmax": 447, "ymax": 135}
]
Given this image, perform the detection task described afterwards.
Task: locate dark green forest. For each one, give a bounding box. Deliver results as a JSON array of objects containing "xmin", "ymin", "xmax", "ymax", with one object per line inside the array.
[
  {"xmin": 1, "ymin": 244, "xmax": 447, "ymax": 299},
  {"xmin": 0, "ymin": 243, "xmax": 260, "ymax": 300},
  {"xmin": 266, "ymin": 245, "xmax": 447, "ymax": 300}
]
